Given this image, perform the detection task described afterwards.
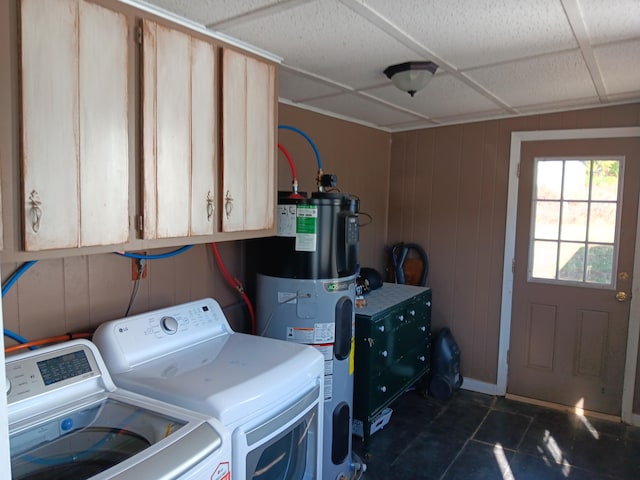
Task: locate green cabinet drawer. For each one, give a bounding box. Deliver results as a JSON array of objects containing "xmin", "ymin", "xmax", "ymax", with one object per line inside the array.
[{"xmin": 353, "ymin": 284, "xmax": 432, "ymax": 448}]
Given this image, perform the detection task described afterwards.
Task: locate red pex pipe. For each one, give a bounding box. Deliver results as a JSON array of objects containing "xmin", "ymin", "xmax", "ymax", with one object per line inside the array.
[{"xmin": 210, "ymin": 242, "xmax": 256, "ymax": 335}]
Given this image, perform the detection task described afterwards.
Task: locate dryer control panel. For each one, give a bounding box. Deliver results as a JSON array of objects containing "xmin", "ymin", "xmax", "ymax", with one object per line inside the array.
[{"xmin": 92, "ymin": 298, "xmax": 233, "ymax": 373}]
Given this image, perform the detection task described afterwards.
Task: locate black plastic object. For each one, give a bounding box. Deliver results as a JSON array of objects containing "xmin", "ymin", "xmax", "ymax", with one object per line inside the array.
[
  {"xmin": 357, "ymin": 267, "xmax": 383, "ymax": 294},
  {"xmin": 429, "ymin": 328, "xmax": 463, "ymax": 401},
  {"xmin": 331, "ymin": 401, "xmax": 350, "ymax": 464},
  {"xmin": 334, "ymin": 296, "xmax": 353, "ymax": 360},
  {"xmin": 257, "ymin": 192, "xmax": 359, "ymax": 280},
  {"xmin": 390, "ymin": 242, "xmax": 429, "ymax": 286}
]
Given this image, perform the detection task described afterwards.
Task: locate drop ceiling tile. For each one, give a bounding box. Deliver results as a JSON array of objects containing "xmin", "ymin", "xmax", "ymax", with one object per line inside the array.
[
  {"xmin": 467, "ymin": 50, "xmax": 598, "ymax": 108},
  {"xmin": 365, "ymin": 73, "xmax": 504, "ymax": 119},
  {"xmin": 595, "ymin": 40, "xmax": 640, "ymax": 96},
  {"xmin": 278, "ymin": 68, "xmax": 345, "ymax": 100},
  {"xmin": 305, "ymin": 92, "xmax": 424, "ymax": 127},
  {"xmin": 143, "ymin": 0, "xmax": 283, "ymax": 26},
  {"xmin": 219, "ymin": 0, "xmax": 421, "ymax": 89},
  {"xmin": 362, "ymin": 0, "xmax": 577, "ymax": 69},
  {"xmin": 578, "ymin": 0, "xmax": 640, "ymax": 44}
]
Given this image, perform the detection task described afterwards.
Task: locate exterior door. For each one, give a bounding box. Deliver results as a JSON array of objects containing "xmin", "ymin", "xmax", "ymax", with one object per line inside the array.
[{"xmin": 508, "ymin": 138, "xmax": 640, "ymax": 416}]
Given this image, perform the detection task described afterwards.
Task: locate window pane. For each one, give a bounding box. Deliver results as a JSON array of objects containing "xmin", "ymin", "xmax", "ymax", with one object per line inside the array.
[
  {"xmin": 591, "ymin": 160, "xmax": 619, "ymax": 201},
  {"xmin": 531, "ymin": 240, "xmax": 558, "ymax": 279},
  {"xmin": 534, "ymin": 201, "xmax": 560, "ymax": 240},
  {"xmin": 563, "ymin": 161, "xmax": 590, "ymax": 200},
  {"xmin": 585, "ymin": 244, "xmax": 614, "ymax": 284},
  {"xmin": 588, "ymin": 202, "xmax": 617, "ymax": 243},
  {"xmin": 558, "ymin": 242, "xmax": 584, "ymax": 281},
  {"xmin": 560, "ymin": 201, "xmax": 588, "ymax": 241},
  {"xmin": 536, "ymin": 161, "xmax": 563, "ymax": 200}
]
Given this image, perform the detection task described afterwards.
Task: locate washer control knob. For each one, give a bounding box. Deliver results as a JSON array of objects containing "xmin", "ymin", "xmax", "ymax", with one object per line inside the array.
[{"xmin": 160, "ymin": 316, "xmax": 179, "ymax": 335}]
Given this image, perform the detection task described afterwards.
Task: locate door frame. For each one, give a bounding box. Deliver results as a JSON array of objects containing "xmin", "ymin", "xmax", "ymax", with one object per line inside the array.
[{"xmin": 497, "ymin": 127, "xmax": 640, "ymax": 425}]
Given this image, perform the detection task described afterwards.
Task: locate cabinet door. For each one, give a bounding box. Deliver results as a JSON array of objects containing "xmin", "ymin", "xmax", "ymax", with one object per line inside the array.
[
  {"xmin": 141, "ymin": 20, "xmax": 216, "ymax": 239},
  {"xmin": 20, "ymin": 0, "xmax": 128, "ymax": 250},
  {"xmin": 221, "ymin": 48, "xmax": 276, "ymax": 232}
]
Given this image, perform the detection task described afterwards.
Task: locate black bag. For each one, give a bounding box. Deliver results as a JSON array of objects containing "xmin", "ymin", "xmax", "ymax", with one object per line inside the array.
[{"xmin": 429, "ymin": 328, "xmax": 463, "ymax": 401}]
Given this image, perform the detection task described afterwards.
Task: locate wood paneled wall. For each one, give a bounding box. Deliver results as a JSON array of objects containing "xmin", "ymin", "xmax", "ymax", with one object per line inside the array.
[
  {"xmin": 388, "ymin": 104, "xmax": 640, "ymax": 386},
  {"xmin": 2, "ymin": 242, "xmax": 251, "ymax": 349}
]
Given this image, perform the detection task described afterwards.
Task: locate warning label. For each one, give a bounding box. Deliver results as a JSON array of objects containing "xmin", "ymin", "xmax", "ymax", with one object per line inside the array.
[
  {"xmin": 277, "ymin": 204, "xmax": 297, "ymax": 237},
  {"xmin": 211, "ymin": 462, "xmax": 230, "ymax": 480},
  {"xmin": 295, "ymin": 205, "xmax": 318, "ymax": 252},
  {"xmin": 286, "ymin": 323, "xmax": 335, "ymax": 344}
]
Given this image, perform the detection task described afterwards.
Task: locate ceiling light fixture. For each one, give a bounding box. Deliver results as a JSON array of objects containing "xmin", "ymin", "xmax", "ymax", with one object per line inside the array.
[{"xmin": 384, "ymin": 61, "xmax": 438, "ymax": 97}]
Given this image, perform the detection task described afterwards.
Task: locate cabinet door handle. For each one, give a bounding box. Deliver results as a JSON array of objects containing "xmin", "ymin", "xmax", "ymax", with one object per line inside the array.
[
  {"xmin": 28, "ymin": 190, "xmax": 42, "ymax": 233},
  {"xmin": 206, "ymin": 190, "xmax": 214, "ymax": 222},
  {"xmin": 380, "ymin": 350, "xmax": 388, "ymax": 357},
  {"xmin": 420, "ymin": 326, "xmax": 426, "ymax": 332},
  {"xmin": 426, "ymin": 301, "xmax": 431, "ymax": 307},
  {"xmin": 378, "ymin": 325, "xmax": 385, "ymax": 332},
  {"xmin": 418, "ymin": 355, "xmax": 425, "ymax": 362},
  {"xmin": 379, "ymin": 385, "xmax": 387, "ymax": 393},
  {"xmin": 409, "ymin": 309, "xmax": 416, "ymax": 316},
  {"xmin": 398, "ymin": 315, "xmax": 404, "ymax": 322},
  {"xmin": 224, "ymin": 190, "xmax": 234, "ymax": 219}
]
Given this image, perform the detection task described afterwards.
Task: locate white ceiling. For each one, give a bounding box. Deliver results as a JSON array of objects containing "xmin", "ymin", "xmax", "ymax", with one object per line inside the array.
[{"xmin": 139, "ymin": 0, "xmax": 640, "ymax": 132}]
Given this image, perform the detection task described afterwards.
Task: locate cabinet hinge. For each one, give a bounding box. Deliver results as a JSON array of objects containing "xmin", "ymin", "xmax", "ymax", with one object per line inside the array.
[
  {"xmin": 516, "ymin": 162, "xmax": 520, "ymax": 178},
  {"xmin": 507, "ymin": 349, "xmax": 510, "ymax": 365},
  {"xmin": 512, "ymin": 258, "xmax": 515, "ymax": 273},
  {"xmin": 136, "ymin": 26, "xmax": 143, "ymax": 45},
  {"xmin": 137, "ymin": 215, "xmax": 144, "ymax": 233}
]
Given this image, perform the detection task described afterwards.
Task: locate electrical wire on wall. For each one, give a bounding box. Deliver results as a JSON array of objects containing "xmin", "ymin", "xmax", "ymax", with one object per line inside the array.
[
  {"xmin": 210, "ymin": 243, "xmax": 256, "ymax": 335},
  {"xmin": 113, "ymin": 245, "xmax": 194, "ymax": 316}
]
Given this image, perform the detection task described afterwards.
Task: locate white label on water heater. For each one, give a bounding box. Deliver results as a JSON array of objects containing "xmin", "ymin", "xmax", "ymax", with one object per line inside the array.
[
  {"xmin": 313, "ymin": 322, "xmax": 335, "ymax": 343},
  {"xmin": 295, "ymin": 205, "xmax": 317, "ymax": 252},
  {"xmin": 277, "ymin": 204, "xmax": 297, "ymax": 237}
]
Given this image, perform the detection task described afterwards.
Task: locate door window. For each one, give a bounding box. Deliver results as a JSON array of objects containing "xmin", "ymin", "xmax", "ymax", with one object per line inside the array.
[{"xmin": 529, "ymin": 157, "xmax": 623, "ymax": 288}]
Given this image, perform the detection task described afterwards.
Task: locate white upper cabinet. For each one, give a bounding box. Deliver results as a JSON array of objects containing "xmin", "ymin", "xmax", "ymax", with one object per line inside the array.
[
  {"xmin": 141, "ymin": 19, "xmax": 217, "ymax": 240},
  {"xmin": 221, "ymin": 48, "xmax": 276, "ymax": 233},
  {"xmin": 20, "ymin": 0, "xmax": 129, "ymax": 251}
]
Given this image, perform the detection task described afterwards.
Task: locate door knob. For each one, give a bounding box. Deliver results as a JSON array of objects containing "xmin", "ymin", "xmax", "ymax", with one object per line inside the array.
[{"xmin": 615, "ymin": 291, "xmax": 629, "ymax": 302}]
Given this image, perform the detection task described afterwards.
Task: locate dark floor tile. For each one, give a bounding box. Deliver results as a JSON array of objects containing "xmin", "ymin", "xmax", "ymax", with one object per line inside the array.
[
  {"xmin": 568, "ymin": 429, "xmax": 632, "ymax": 479},
  {"xmin": 441, "ymin": 440, "xmax": 514, "ymax": 480},
  {"xmin": 510, "ymin": 452, "xmax": 611, "ymax": 480},
  {"xmin": 493, "ymin": 397, "xmax": 550, "ymax": 417},
  {"xmin": 449, "ymin": 389, "xmax": 495, "ymax": 409},
  {"xmin": 431, "ymin": 401, "xmax": 490, "ymax": 436},
  {"xmin": 519, "ymin": 409, "xmax": 578, "ymax": 458},
  {"xmin": 474, "ymin": 409, "xmax": 531, "ymax": 450},
  {"xmin": 625, "ymin": 425, "xmax": 640, "ymax": 442}
]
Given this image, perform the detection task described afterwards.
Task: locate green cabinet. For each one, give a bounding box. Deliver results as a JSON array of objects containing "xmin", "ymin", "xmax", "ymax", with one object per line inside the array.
[{"xmin": 353, "ymin": 283, "xmax": 432, "ymax": 449}]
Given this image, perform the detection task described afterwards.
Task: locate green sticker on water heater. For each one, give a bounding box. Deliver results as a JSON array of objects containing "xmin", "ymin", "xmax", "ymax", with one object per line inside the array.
[{"xmin": 295, "ymin": 205, "xmax": 318, "ymax": 252}]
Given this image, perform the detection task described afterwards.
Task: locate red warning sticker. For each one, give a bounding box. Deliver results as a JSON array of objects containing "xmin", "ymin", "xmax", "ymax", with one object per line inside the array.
[{"xmin": 211, "ymin": 462, "xmax": 230, "ymax": 480}]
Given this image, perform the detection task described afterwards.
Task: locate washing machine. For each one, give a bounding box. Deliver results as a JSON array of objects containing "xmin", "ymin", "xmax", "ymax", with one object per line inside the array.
[
  {"xmin": 6, "ymin": 339, "xmax": 231, "ymax": 480},
  {"xmin": 92, "ymin": 297, "xmax": 324, "ymax": 480}
]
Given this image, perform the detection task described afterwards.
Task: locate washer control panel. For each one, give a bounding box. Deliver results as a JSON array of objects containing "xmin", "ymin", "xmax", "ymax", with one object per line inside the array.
[
  {"xmin": 6, "ymin": 342, "xmax": 100, "ymax": 405},
  {"xmin": 92, "ymin": 298, "xmax": 232, "ymax": 373}
]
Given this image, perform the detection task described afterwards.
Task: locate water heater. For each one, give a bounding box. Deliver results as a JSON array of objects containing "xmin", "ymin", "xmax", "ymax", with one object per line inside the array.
[{"xmin": 256, "ymin": 191, "xmax": 359, "ymax": 480}]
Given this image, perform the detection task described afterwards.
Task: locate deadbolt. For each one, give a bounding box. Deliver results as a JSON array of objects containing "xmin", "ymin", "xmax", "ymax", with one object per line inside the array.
[{"xmin": 618, "ymin": 271, "xmax": 630, "ymax": 281}]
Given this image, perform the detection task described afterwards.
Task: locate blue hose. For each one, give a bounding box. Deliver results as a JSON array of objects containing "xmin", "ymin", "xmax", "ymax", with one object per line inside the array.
[
  {"xmin": 2, "ymin": 260, "xmax": 37, "ymax": 298},
  {"xmin": 3, "ymin": 260, "xmax": 38, "ymax": 344},
  {"xmin": 278, "ymin": 125, "xmax": 322, "ymax": 171},
  {"xmin": 113, "ymin": 245, "xmax": 194, "ymax": 260}
]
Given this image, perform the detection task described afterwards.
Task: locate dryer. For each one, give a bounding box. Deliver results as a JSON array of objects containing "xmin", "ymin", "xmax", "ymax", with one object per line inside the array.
[
  {"xmin": 6, "ymin": 339, "xmax": 231, "ymax": 480},
  {"xmin": 92, "ymin": 297, "xmax": 324, "ymax": 480}
]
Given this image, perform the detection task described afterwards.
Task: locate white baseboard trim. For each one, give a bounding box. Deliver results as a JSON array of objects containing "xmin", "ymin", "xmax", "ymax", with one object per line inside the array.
[
  {"xmin": 630, "ymin": 413, "xmax": 640, "ymax": 427},
  {"xmin": 460, "ymin": 378, "xmax": 498, "ymax": 396}
]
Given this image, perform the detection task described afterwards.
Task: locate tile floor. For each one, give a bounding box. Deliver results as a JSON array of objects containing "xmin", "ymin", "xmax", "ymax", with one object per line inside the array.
[{"xmin": 352, "ymin": 389, "xmax": 640, "ymax": 480}]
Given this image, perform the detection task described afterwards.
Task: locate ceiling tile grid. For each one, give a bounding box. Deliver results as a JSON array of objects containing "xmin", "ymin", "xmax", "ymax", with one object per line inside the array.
[{"xmin": 141, "ymin": 0, "xmax": 640, "ymax": 131}]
